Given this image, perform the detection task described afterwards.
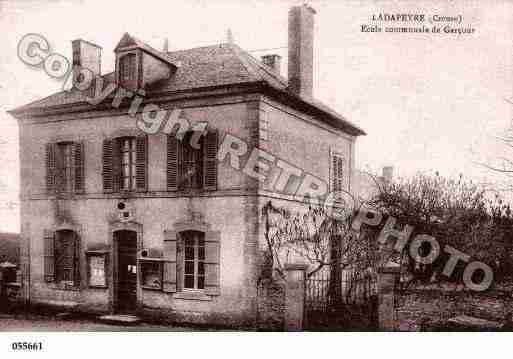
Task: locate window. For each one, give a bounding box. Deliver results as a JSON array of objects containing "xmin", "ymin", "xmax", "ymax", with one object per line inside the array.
[
  {"xmin": 55, "ymin": 231, "xmax": 79, "ymax": 284},
  {"xmin": 140, "ymin": 260, "xmax": 163, "ymax": 290},
  {"xmin": 180, "ymin": 132, "xmax": 204, "ymax": 190},
  {"xmin": 58, "ymin": 143, "xmax": 74, "ymax": 193},
  {"xmin": 260, "ymin": 110, "xmax": 269, "ymax": 141},
  {"xmin": 44, "ymin": 229, "xmax": 80, "ymax": 288},
  {"xmin": 331, "ymin": 153, "xmax": 345, "ymax": 192},
  {"xmin": 182, "ymin": 231, "xmax": 205, "ymax": 290},
  {"xmin": 167, "ymin": 130, "xmax": 218, "ymax": 191},
  {"xmin": 162, "ymin": 229, "xmax": 220, "ymax": 295},
  {"xmin": 102, "ymin": 135, "xmax": 147, "ymax": 193},
  {"xmin": 46, "ymin": 142, "xmax": 84, "ymax": 195},
  {"xmin": 119, "ymin": 53, "xmax": 137, "ymax": 88},
  {"xmin": 120, "ymin": 137, "xmax": 137, "ymax": 191}
]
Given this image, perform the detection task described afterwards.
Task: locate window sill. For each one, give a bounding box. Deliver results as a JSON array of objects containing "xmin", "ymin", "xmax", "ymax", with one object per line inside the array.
[
  {"xmin": 47, "ymin": 282, "xmax": 81, "ymax": 291},
  {"xmin": 48, "ymin": 192, "xmax": 78, "ymax": 199},
  {"xmin": 4, "ymin": 282, "xmax": 21, "ymax": 288},
  {"xmin": 88, "ymin": 284, "xmax": 108, "ymax": 289},
  {"xmin": 173, "ymin": 291, "xmax": 212, "ymax": 301},
  {"xmin": 142, "ymin": 285, "xmax": 163, "ymax": 291},
  {"xmin": 174, "ymin": 189, "xmax": 215, "ymax": 195}
]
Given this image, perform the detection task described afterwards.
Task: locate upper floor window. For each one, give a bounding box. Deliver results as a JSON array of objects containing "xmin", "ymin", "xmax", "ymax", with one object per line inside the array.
[
  {"xmin": 119, "ymin": 53, "xmax": 137, "ymax": 88},
  {"xmin": 331, "ymin": 153, "xmax": 345, "ymax": 192},
  {"xmin": 167, "ymin": 130, "xmax": 218, "ymax": 192},
  {"xmin": 45, "ymin": 141, "xmax": 84, "ymax": 195},
  {"xmin": 58, "ymin": 142, "xmax": 74, "ymax": 193},
  {"xmin": 120, "ymin": 137, "xmax": 137, "ymax": 191},
  {"xmin": 102, "ymin": 135, "xmax": 147, "ymax": 193},
  {"xmin": 180, "ymin": 132, "xmax": 204, "ymax": 190}
]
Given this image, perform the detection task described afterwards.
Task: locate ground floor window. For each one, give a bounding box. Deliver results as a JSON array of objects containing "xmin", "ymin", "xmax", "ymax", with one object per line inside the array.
[
  {"xmin": 182, "ymin": 231, "xmax": 205, "ymax": 290},
  {"xmin": 44, "ymin": 229, "xmax": 80, "ymax": 287}
]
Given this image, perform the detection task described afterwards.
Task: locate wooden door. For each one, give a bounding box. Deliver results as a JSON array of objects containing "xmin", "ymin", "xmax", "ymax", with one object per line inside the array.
[{"xmin": 116, "ymin": 231, "xmax": 137, "ymax": 312}]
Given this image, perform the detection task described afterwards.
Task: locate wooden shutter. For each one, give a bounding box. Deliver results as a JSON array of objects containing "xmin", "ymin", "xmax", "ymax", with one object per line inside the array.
[
  {"xmin": 45, "ymin": 143, "xmax": 57, "ymax": 194},
  {"xmin": 102, "ymin": 139, "xmax": 114, "ymax": 193},
  {"xmin": 167, "ymin": 135, "xmax": 179, "ymax": 191},
  {"xmin": 176, "ymin": 235, "xmax": 184, "ymax": 292},
  {"xmin": 204, "ymin": 230, "xmax": 221, "ymax": 295},
  {"xmin": 135, "ymin": 135, "xmax": 148, "ymax": 192},
  {"xmin": 163, "ymin": 230, "xmax": 178, "ymax": 293},
  {"xmin": 112, "ymin": 139, "xmax": 121, "ymax": 192},
  {"xmin": 203, "ymin": 130, "xmax": 218, "ymax": 191},
  {"xmin": 43, "ymin": 229, "xmax": 55, "ymax": 282},
  {"xmin": 73, "ymin": 232, "xmax": 81, "ymax": 287},
  {"xmin": 331, "ymin": 153, "xmax": 344, "ymax": 192},
  {"xmin": 73, "ymin": 142, "xmax": 85, "ymax": 194},
  {"xmin": 166, "ymin": 135, "xmax": 182, "ymax": 191}
]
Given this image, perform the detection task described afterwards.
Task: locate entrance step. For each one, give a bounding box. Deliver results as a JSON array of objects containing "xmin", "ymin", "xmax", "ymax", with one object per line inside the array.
[{"xmin": 98, "ymin": 314, "xmax": 142, "ymax": 326}]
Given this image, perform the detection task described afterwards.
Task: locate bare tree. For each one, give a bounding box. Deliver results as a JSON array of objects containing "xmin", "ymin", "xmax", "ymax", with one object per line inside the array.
[{"xmin": 370, "ymin": 171, "xmax": 513, "ymax": 286}]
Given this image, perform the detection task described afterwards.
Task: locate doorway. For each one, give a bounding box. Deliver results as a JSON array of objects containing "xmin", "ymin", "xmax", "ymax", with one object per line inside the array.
[{"xmin": 114, "ymin": 230, "xmax": 138, "ymax": 313}]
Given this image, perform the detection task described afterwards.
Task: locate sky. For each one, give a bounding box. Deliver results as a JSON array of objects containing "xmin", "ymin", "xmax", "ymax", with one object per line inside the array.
[{"xmin": 0, "ymin": 0, "xmax": 512, "ymax": 232}]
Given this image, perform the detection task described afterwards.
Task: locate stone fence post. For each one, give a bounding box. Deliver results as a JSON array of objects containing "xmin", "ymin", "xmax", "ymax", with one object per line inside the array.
[
  {"xmin": 0, "ymin": 268, "xmax": 3, "ymax": 301},
  {"xmin": 377, "ymin": 265, "xmax": 400, "ymax": 331},
  {"xmin": 284, "ymin": 263, "xmax": 308, "ymax": 331}
]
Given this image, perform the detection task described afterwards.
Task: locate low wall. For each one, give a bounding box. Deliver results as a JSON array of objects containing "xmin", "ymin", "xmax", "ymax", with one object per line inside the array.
[
  {"xmin": 256, "ymin": 278, "xmax": 285, "ymax": 330},
  {"xmin": 396, "ymin": 287, "xmax": 510, "ymax": 331}
]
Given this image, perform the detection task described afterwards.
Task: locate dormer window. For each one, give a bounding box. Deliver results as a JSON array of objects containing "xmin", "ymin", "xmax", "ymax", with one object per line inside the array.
[
  {"xmin": 114, "ymin": 33, "xmax": 176, "ymax": 91},
  {"xmin": 119, "ymin": 53, "xmax": 137, "ymax": 89}
]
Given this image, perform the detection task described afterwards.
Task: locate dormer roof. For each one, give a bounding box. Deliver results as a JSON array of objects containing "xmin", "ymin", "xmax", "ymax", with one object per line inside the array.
[{"xmin": 115, "ymin": 32, "xmax": 177, "ymax": 66}]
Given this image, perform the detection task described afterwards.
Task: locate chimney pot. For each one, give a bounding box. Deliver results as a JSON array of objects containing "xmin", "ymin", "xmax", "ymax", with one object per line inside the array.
[
  {"xmin": 261, "ymin": 54, "xmax": 282, "ymax": 74},
  {"xmin": 382, "ymin": 166, "xmax": 394, "ymax": 183},
  {"xmin": 226, "ymin": 28, "xmax": 235, "ymax": 44}
]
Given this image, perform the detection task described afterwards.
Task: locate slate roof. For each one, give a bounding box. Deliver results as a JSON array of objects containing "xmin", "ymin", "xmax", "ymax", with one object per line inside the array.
[{"xmin": 10, "ymin": 38, "xmax": 365, "ymax": 136}]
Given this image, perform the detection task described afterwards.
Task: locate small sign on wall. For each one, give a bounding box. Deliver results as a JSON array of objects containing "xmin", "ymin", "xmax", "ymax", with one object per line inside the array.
[{"xmin": 87, "ymin": 251, "xmax": 108, "ymax": 288}]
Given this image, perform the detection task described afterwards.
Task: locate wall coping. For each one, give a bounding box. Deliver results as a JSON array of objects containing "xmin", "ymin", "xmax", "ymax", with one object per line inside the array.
[
  {"xmin": 284, "ymin": 263, "xmax": 309, "ymax": 272},
  {"xmin": 378, "ymin": 266, "xmax": 401, "ymax": 274}
]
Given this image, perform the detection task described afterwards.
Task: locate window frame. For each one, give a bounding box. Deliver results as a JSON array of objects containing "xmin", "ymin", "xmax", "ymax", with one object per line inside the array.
[
  {"xmin": 118, "ymin": 137, "xmax": 137, "ymax": 192},
  {"xmin": 119, "ymin": 53, "xmax": 137, "ymax": 87},
  {"xmin": 57, "ymin": 142, "xmax": 74, "ymax": 194},
  {"xmin": 47, "ymin": 141, "xmax": 84, "ymax": 196},
  {"xmin": 178, "ymin": 133, "xmax": 205, "ymax": 191},
  {"xmin": 54, "ymin": 230, "xmax": 80, "ymax": 288},
  {"xmin": 181, "ymin": 230, "xmax": 206, "ymax": 291}
]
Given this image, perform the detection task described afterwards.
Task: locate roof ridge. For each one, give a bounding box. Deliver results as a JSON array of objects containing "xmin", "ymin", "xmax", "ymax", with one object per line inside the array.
[
  {"xmin": 225, "ymin": 43, "xmax": 261, "ymax": 82},
  {"xmin": 234, "ymin": 45, "xmax": 288, "ymax": 86},
  {"xmin": 166, "ymin": 43, "xmax": 230, "ymax": 55}
]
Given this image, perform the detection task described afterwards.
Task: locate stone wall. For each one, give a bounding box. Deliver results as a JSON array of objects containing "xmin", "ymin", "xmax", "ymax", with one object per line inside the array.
[
  {"xmin": 396, "ymin": 287, "xmax": 510, "ymax": 331},
  {"xmin": 256, "ymin": 278, "xmax": 285, "ymax": 330}
]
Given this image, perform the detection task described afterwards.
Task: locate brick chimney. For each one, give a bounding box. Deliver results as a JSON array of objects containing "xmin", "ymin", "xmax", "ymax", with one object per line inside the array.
[
  {"xmin": 72, "ymin": 39, "xmax": 101, "ymax": 88},
  {"xmin": 261, "ymin": 54, "xmax": 282, "ymax": 74},
  {"xmin": 288, "ymin": 4, "xmax": 316, "ymax": 98}
]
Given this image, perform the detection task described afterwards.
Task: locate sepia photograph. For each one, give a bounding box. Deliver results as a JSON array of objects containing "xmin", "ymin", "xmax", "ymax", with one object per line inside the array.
[{"xmin": 0, "ymin": 0, "xmax": 512, "ymax": 356}]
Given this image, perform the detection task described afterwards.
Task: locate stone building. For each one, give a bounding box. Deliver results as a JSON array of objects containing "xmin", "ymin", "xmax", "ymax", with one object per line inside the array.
[{"xmin": 9, "ymin": 5, "xmax": 365, "ymax": 326}]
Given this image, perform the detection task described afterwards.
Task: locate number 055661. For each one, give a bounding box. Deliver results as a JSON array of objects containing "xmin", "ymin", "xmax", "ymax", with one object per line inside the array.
[{"xmin": 11, "ymin": 342, "xmax": 43, "ymax": 351}]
